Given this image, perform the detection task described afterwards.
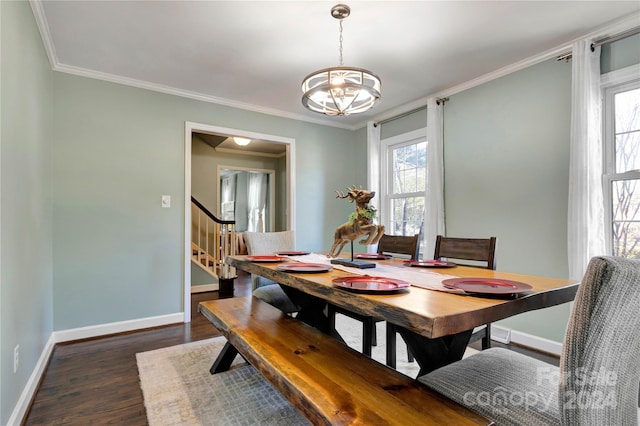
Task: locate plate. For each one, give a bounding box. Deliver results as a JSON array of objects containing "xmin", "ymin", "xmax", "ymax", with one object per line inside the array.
[
  {"xmin": 276, "ymin": 263, "xmax": 333, "ymax": 273},
  {"xmin": 275, "ymin": 251, "xmax": 310, "ymax": 256},
  {"xmin": 404, "ymin": 260, "xmax": 457, "ymax": 268},
  {"xmin": 442, "ymin": 278, "xmax": 533, "ymax": 295},
  {"xmin": 245, "ymin": 255, "xmax": 286, "ymax": 262},
  {"xmin": 332, "ymin": 276, "xmax": 410, "ymax": 293},
  {"xmin": 354, "ymin": 253, "xmax": 392, "ymax": 260}
]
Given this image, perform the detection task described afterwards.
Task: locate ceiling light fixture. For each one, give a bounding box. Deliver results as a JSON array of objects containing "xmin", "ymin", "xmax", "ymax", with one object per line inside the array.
[
  {"xmin": 233, "ymin": 137, "xmax": 251, "ymax": 146},
  {"xmin": 301, "ymin": 4, "xmax": 381, "ymax": 116}
]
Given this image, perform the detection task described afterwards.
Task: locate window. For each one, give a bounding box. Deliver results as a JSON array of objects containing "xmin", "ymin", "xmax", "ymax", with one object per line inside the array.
[
  {"xmin": 603, "ymin": 70, "xmax": 640, "ymax": 258},
  {"xmin": 381, "ymin": 129, "xmax": 427, "ymax": 254}
]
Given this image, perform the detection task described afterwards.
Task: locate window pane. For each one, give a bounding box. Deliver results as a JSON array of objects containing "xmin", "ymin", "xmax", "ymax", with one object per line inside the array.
[
  {"xmin": 391, "ymin": 196, "xmax": 424, "ymax": 236},
  {"xmin": 392, "ymin": 142, "xmax": 426, "ymax": 194},
  {"xmin": 615, "ymin": 88, "xmax": 640, "ymax": 133},
  {"xmin": 615, "ymin": 88, "xmax": 640, "ymax": 173},
  {"xmin": 616, "ymin": 131, "xmax": 640, "ymax": 173},
  {"xmin": 611, "ymin": 179, "xmax": 640, "ymax": 258}
]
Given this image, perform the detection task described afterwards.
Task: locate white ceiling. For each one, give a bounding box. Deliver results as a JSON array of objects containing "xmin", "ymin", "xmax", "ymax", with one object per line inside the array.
[{"xmin": 34, "ymin": 1, "xmax": 639, "ymax": 130}]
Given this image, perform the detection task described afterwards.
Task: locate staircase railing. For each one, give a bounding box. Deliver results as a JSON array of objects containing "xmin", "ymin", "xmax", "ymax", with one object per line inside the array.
[{"xmin": 191, "ymin": 196, "xmax": 236, "ymax": 279}]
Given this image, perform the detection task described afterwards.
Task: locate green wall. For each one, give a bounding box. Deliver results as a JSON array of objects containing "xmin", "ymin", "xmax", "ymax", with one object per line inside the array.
[
  {"xmin": 52, "ymin": 72, "xmax": 365, "ymax": 330},
  {"xmin": 1, "ymin": 1, "xmax": 54, "ymax": 423},
  {"xmin": 380, "ymin": 109, "xmax": 428, "ymax": 140},
  {"xmin": 440, "ymin": 38, "xmax": 640, "ymax": 342},
  {"xmin": 444, "ymin": 59, "xmax": 573, "ymax": 341},
  {"xmin": 601, "ymin": 33, "xmax": 640, "ymax": 74}
]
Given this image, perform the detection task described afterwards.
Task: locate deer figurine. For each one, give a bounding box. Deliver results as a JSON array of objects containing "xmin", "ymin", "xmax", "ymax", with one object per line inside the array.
[{"xmin": 328, "ymin": 186, "xmax": 385, "ymax": 258}]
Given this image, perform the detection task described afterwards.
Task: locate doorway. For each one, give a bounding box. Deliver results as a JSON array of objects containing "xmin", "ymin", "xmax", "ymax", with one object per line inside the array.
[{"xmin": 183, "ymin": 122, "xmax": 296, "ymax": 321}]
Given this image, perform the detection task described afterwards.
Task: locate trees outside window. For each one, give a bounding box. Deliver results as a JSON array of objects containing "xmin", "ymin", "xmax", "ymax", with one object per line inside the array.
[
  {"xmin": 381, "ymin": 129, "xmax": 427, "ymax": 256},
  {"xmin": 604, "ymin": 77, "xmax": 640, "ymax": 258}
]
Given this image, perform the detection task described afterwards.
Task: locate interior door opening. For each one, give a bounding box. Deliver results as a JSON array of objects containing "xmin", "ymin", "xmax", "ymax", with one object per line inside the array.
[{"xmin": 183, "ymin": 122, "xmax": 296, "ymax": 321}]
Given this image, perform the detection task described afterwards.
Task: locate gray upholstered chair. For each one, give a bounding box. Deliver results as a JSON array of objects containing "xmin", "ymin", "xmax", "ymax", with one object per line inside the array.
[
  {"xmin": 243, "ymin": 231, "xmax": 299, "ymax": 314},
  {"xmin": 418, "ymin": 256, "xmax": 640, "ymax": 425}
]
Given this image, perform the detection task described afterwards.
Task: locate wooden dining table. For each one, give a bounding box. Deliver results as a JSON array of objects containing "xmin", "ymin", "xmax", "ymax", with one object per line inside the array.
[{"xmin": 226, "ymin": 254, "xmax": 579, "ymax": 376}]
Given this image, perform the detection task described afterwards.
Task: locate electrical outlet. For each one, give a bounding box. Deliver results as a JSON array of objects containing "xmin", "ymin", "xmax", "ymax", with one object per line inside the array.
[{"xmin": 14, "ymin": 344, "xmax": 19, "ymax": 373}]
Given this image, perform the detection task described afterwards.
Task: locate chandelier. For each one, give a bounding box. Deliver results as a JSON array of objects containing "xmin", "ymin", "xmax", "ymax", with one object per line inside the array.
[{"xmin": 301, "ymin": 4, "xmax": 381, "ymax": 116}]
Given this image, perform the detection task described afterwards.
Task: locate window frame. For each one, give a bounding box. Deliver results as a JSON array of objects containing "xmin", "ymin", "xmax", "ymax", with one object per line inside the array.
[
  {"xmin": 380, "ymin": 128, "xmax": 427, "ymax": 240},
  {"xmin": 601, "ymin": 64, "xmax": 640, "ymax": 256}
]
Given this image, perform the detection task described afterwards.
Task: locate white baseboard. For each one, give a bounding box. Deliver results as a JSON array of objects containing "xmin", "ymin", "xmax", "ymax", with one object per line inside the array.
[
  {"xmin": 7, "ymin": 334, "xmax": 56, "ymax": 426},
  {"xmin": 489, "ymin": 325, "xmax": 512, "ymax": 344},
  {"xmin": 191, "ymin": 283, "xmax": 219, "ymax": 294},
  {"xmin": 53, "ymin": 312, "xmax": 184, "ymax": 343},
  {"xmin": 491, "ymin": 325, "xmax": 562, "ymax": 356},
  {"xmin": 9, "ymin": 312, "xmax": 185, "ymax": 425},
  {"xmin": 510, "ymin": 330, "xmax": 563, "ymax": 357}
]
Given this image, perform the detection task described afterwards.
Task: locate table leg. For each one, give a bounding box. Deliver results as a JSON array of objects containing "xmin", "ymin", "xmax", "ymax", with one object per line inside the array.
[
  {"xmin": 209, "ymin": 341, "xmax": 239, "ymax": 374},
  {"xmin": 279, "ymin": 286, "xmax": 332, "ymax": 334},
  {"xmin": 397, "ymin": 328, "xmax": 473, "ymax": 377}
]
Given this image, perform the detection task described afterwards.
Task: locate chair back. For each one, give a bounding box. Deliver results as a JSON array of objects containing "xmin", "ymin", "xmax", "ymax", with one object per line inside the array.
[
  {"xmin": 244, "ymin": 231, "xmax": 295, "ymax": 255},
  {"xmin": 433, "ymin": 235, "xmax": 496, "ymax": 270},
  {"xmin": 560, "ymin": 256, "xmax": 640, "ymax": 424},
  {"xmin": 377, "ymin": 234, "xmax": 420, "ymax": 260}
]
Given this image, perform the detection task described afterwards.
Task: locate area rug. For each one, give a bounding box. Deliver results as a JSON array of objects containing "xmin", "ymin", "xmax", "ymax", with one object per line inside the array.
[
  {"xmin": 137, "ymin": 315, "xmax": 477, "ymax": 425},
  {"xmin": 137, "ymin": 336, "xmax": 309, "ymax": 426}
]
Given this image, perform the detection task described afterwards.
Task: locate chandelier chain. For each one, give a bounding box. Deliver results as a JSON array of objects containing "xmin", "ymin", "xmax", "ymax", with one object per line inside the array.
[{"xmin": 338, "ymin": 18, "xmax": 344, "ymax": 66}]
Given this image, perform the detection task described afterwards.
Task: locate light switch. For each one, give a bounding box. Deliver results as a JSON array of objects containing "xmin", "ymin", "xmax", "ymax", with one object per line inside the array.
[{"xmin": 161, "ymin": 195, "xmax": 171, "ymax": 208}]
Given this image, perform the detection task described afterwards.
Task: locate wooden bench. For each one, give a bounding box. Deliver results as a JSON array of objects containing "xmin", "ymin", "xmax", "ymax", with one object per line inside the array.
[{"xmin": 198, "ymin": 296, "xmax": 492, "ymax": 425}]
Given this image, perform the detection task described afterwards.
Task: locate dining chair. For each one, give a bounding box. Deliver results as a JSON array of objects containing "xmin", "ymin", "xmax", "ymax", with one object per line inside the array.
[
  {"xmin": 419, "ymin": 256, "xmax": 640, "ymax": 425},
  {"xmin": 243, "ymin": 230, "xmax": 299, "ymax": 314},
  {"xmin": 377, "ymin": 233, "xmax": 421, "ymax": 260},
  {"xmin": 434, "ymin": 235, "xmax": 497, "ymax": 350},
  {"xmin": 329, "ymin": 234, "xmax": 420, "ymax": 357}
]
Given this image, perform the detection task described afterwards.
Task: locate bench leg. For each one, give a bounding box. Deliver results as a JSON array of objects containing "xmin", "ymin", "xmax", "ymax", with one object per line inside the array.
[{"xmin": 210, "ymin": 341, "xmax": 239, "ymax": 374}]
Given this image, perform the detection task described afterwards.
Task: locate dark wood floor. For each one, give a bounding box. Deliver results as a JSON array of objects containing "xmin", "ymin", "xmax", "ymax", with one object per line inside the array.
[
  {"xmin": 23, "ymin": 272, "xmax": 252, "ymax": 425},
  {"xmin": 22, "ymin": 271, "xmax": 558, "ymax": 425}
]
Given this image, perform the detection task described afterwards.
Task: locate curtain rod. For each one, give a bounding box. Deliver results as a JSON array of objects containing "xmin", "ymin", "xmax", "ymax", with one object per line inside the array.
[
  {"xmin": 556, "ymin": 26, "xmax": 640, "ymax": 62},
  {"xmin": 373, "ymin": 98, "xmax": 448, "ymax": 127}
]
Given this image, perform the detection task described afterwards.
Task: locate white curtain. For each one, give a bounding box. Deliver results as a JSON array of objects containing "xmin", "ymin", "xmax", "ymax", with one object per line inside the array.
[
  {"xmin": 247, "ymin": 172, "xmax": 267, "ymax": 232},
  {"xmin": 367, "ymin": 120, "xmax": 382, "ymax": 253},
  {"xmin": 568, "ymin": 39, "xmax": 606, "ymax": 281},
  {"xmin": 220, "ymin": 175, "xmax": 236, "ymax": 220},
  {"xmin": 424, "ymin": 97, "xmax": 446, "ymax": 257},
  {"xmin": 221, "ymin": 176, "xmax": 234, "ymax": 203}
]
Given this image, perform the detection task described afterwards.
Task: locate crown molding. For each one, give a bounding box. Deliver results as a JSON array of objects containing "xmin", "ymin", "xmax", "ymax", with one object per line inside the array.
[
  {"xmin": 53, "ymin": 63, "xmax": 357, "ymax": 130},
  {"xmin": 30, "ymin": 1, "xmax": 639, "ymax": 132},
  {"xmin": 363, "ymin": 11, "xmax": 640, "ymax": 130},
  {"xmin": 29, "ymin": 0, "xmax": 58, "ymax": 69}
]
